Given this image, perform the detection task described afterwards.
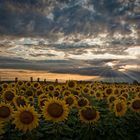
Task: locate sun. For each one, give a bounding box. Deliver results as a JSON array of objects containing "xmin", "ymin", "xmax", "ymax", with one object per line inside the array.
[{"xmin": 106, "ymin": 62, "xmax": 115, "ymax": 68}]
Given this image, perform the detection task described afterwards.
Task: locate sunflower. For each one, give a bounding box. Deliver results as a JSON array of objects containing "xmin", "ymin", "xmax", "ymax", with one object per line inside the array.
[
  {"xmin": 32, "ymin": 82, "xmax": 40, "ymax": 89},
  {"xmin": 2, "ymin": 83, "xmax": 8, "ymax": 90},
  {"xmin": 89, "ymin": 90, "xmax": 95, "ymax": 96},
  {"xmin": 82, "ymin": 87, "xmax": 90, "ymax": 95},
  {"xmin": 52, "ymin": 90, "xmax": 60, "ymax": 98},
  {"xmin": 0, "ymin": 103, "xmax": 13, "ymax": 121},
  {"xmin": 121, "ymin": 92, "xmax": 129, "ymax": 99},
  {"xmin": 62, "ymin": 90, "xmax": 71, "ymax": 97},
  {"xmin": 2, "ymin": 90, "xmax": 15, "ymax": 103},
  {"xmin": 114, "ymin": 99, "xmax": 127, "ymax": 117},
  {"xmin": 105, "ymin": 88, "xmax": 113, "ymax": 97},
  {"xmin": 79, "ymin": 106, "xmax": 100, "ymax": 123},
  {"xmin": 130, "ymin": 98, "xmax": 140, "ymax": 112},
  {"xmin": 0, "ymin": 121, "xmax": 5, "ymax": 135},
  {"xmin": 107, "ymin": 94, "xmax": 117, "ymax": 104},
  {"xmin": 25, "ymin": 89, "xmax": 34, "ymax": 97},
  {"xmin": 43, "ymin": 97, "xmax": 69, "ymax": 122},
  {"xmin": 66, "ymin": 80, "xmax": 77, "ymax": 89},
  {"xmin": 77, "ymin": 97, "xmax": 89, "ymax": 108},
  {"xmin": 95, "ymin": 91, "xmax": 103, "ymax": 101},
  {"xmin": 25, "ymin": 82, "xmax": 32, "ymax": 88},
  {"xmin": 17, "ymin": 81, "xmax": 24, "ymax": 87},
  {"xmin": 48, "ymin": 85, "xmax": 55, "ymax": 92},
  {"xmin": 13, "ymin": 96, "xmax": 27, "ymax": 108},
  {"xmin": 35, "ymin": 89, "xmax": 44, "ymax": 97},
  {"xmin": 113, "ymin": 88, "xmax": 120, "ymax": 96},
  {"xmin": 12, "ymin": 104, "xmax": 39, "ymax": 133},
  {"xmin": 64, "ymin": 94, "xmax": 76, "ymax": 108},
  {"xmin": 9, "ymin": 83, "xmax": 16, "ymax": 89}
]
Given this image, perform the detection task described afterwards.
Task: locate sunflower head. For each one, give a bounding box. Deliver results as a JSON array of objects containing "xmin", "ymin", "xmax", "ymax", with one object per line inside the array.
[
  {"xmin": 67, "ymin": 80, "xmax": 77, "ymax": 89},
  {"xmin": 107, "ymin": 95, "xmax": 117, "ymax": 104},
  {"xmin": 82, "ymin": 87, "xmax": 90, "ymax": 94},
  {"xmin": 122, "ymin": 92, "xmax": 129, "ymax": 99},
  {"xmin": 48, "ymin": 85, "xmax": 55, "ymax": 92},
  {"xmin": 0, "ymin": 103, "xmax": 13, "ymax": 121},
  {"xmin": 36, "ymin": 90, "xmax": 43, "ymax": 96},
  {"xmin": 105, "ymin": 88, "xmax": 113, "ymax": 96},
  {"xmin": 64, "ymin": 94, "xmax": 76, "ymax": 108},
  {"xmin": 12, "ymin": 104, "xmax": 39, "ymax": 133},
  {"xmin": 13, "ymin": 96, "xmax": 27, "ymax": 108},
  {"xmin": 79, "ymin": 106, "xmax": 100, "ymax": 123},
  {"xmin": 17, "ymin": 81, "xmax": 24, "ymax": 87},
  {"xmin": 43, "ymin": 97, "xmax": 69, "ymax": 123},
  {"xmin": 131, "ymin": 98, "xmax": 140, "ymax": 112},
  {"xmin": 77, "ymin": 97, "xmax": 89, "ymax": 108},
  {"xmin": 2, "ymin": 83, "xmax": 8, "ymax": 90},
  {"xmin": 33, "ymin": 82, "xmax": 40, "ymax": 89},
  {"xmin": 62, "ymin": 90, "xmax": 71, "ymax": 97},
  {"xmin": 25, "ymin": 82, "xmax": 32, "ymax": 88},
  {"xmin": 114, "ymin": 100, "xmax": 127, "ymax": 117},
  {"xmin": 95, "ymin": 92, "xmax": 103, "ymax": 101},
  {"xmin": 2, "ymin": 90, "xmax": 15, "ymax": 103},
  {"xmin": 25, "ymin": 89, "xmax": 34, "ymax": 97},
  {"xmin": 53, "ymin": 91, "xmax": 60, "ymax": 97}
]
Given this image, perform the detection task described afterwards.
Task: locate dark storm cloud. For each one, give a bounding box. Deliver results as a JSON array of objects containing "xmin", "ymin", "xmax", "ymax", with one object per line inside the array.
[{"xmin": 0, "ymin": 0, "xmax": 139, "ymax": 36}]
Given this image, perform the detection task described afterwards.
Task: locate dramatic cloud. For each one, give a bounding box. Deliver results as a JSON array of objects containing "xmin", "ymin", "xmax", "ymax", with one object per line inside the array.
[{"xmin": 0, "ymin": 0, "xmax": 139, "ymax": 82}]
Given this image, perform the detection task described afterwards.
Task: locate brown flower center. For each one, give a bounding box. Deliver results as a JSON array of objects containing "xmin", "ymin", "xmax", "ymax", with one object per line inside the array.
[
  {"xmin": 47, "ymin": 103, "xmax": 63, "ymax": 118},
  {"xmin": 49, "ymin": 86, "xmax": 54, "ymax": 91},
  {"xmin": 20, "ymin": 111, "xmax": 34, "ymax": 124},
  {"xmin": 34, "ymin": 83, "xmax": 39, "ymax": 87},
  {"xmin": 81, "ymin": 108, "xmax": 97, "ymax": 121},
  {"xmin": 0, "ymin": 106, "xmax": 11, "ymax": 118}
]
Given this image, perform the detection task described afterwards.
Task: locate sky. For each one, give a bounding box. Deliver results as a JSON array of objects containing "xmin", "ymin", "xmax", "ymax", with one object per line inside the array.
[{"xmin": 0, "ymin": 0, "xmax": 140, "ymax": 82}]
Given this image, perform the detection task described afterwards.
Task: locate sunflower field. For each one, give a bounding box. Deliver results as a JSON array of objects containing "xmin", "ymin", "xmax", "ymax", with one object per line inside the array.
[{"xmin": 0, "ymin": 80, "xmax": 140, "ymax": 140}]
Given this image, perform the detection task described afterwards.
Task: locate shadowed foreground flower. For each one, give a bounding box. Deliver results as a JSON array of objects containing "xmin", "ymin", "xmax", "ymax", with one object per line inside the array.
[
  {"xmin": 131, "ymin": 98, "xmax": 140, "ymax": 112},
  {"xmin": 0, "ymin": 103, "xmax": 13, "ymax": 121},
  {"xmin": 79, "ymin": 106, "xmax": 100, "ymax": 123},
  {"xmin": 114, "ymin": 100, "xmax": 127, "ymax": 117},
  {"xmin": 12, "ymin": 104, "xmax": 39, "ymax": 133},
  {"xmin": 43, "ymin": 97, "xmax": 69, "ymax": 123}
]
